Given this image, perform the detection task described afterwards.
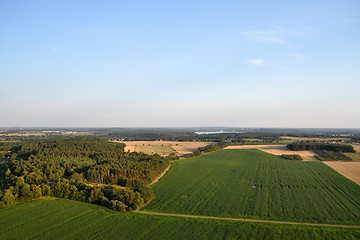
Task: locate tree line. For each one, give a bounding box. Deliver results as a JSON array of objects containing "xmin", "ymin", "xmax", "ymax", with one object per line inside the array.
[
  {"xmin": 286, "ymin": 141, "xmax": 355, "ymax": 152},
  {"xmin": 281, "ymin": 154, "xmax": 303, "ymax": 161},
  {"xmin": 184, "ymin": 141, "xmax": 229, "ymax": 158}
]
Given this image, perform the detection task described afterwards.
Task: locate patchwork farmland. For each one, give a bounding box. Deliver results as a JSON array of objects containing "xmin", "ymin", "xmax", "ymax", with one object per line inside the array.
[
  {"xmin": 114, "ymin": 140, "xmax": 215, "ymax": 156},
  {"xmin": 225, "ymin": 145, "xmax": 317, "ymax": 161},
  {"xmin": 2, "ymin": 141, "xmax": 360, "ymax": 239}
]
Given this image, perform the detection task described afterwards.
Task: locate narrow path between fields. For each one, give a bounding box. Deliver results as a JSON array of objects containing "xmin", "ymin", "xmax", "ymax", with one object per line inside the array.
[
  {"xmin": 133, "ymin": 211, "xmax": 360, "ymax": 229},
  {"xmin": 149, "ymin": 163, "xmax": 172, "ymax": 186}
]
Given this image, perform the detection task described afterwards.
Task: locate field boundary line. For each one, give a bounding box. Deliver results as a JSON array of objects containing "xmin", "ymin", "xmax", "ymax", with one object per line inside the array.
[
  {"xmin": 133, "ymin": 211, "xmax": 360, "ymax": 229},
  {"xmin": 149, "ymin": 163, "xmax": 172, "ymax": 186}
]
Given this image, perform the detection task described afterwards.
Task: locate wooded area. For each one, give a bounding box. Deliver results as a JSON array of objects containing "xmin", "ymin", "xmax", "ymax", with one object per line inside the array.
[
  {"xmin": 286, "ymin": 142, "xmax": 355, "ymax": 152},
  {"xmin": 0, "ymin": 137, "xmax": 175, "ymax": 211}
]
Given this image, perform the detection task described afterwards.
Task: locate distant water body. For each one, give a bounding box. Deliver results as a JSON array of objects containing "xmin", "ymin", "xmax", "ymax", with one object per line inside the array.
[{"xmin": 194, "ymin": 131, "xmax": 242, "ymax": 135}]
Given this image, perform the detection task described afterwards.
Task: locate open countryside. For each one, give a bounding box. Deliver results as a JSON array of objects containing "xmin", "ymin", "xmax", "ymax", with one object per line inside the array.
[
  {"xmin": 115, "ymin": 140, "xmax": 214, "ymax": 156},
  {"xmin": 144, "ymin": 149, "xmax": 360, "ymax": 224},
  {"xmin": 2, "ymin": 0, "xmax": 360, "ymax": 238},
  {"xmin": 1, "ymin": 131, "xmax": 360, "ymax": 239},
  {"xmin": 225, "ymin": 145, "xmax": 360, "ymax": 184},
  {"xmin": 225, "ymin": 145, "xmax": 317, "ymax": 161}
]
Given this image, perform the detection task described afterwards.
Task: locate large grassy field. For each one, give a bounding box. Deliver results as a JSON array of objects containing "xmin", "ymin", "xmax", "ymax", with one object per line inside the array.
[
  {"xmin": 145, "ymin": 149, "xmax": 360, "ymax": 225},
  {"xmin": 1, "ymin": 198, "xmax": 360, "ymax": 240}
]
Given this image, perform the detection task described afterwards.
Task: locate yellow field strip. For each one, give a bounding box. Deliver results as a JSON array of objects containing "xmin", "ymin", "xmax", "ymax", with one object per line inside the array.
[
  {"xmin": 324, "ymin": 161, "xmax": 360, "ymax": 185},
  {"xmin": 134, "ymin": 211, "xmax": 360, "ymax": 229},
  {"xmin": 225, "ymin": 145, "xmax": 316, "ymax": 158}
]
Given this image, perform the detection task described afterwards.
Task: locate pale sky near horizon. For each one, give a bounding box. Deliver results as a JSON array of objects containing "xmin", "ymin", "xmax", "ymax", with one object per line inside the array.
[{"xmin": 1, "ymin": 0, "xmax": 359, "ymax": 128}]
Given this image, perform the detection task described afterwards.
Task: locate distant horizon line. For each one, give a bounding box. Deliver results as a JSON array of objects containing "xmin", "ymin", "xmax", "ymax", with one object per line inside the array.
[{"xmin": 1, "ymin": 126, "xmax": 360, "ymax": 130}]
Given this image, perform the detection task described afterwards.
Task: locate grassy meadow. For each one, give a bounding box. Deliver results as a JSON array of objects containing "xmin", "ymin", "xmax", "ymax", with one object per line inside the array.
[
  {"xmin": 145, "ymin": 149, "xmax": 360, "ymax": 224},
  {"xmin": 1, "ymin": 198, "xmax": 360, "ymax": 240}
]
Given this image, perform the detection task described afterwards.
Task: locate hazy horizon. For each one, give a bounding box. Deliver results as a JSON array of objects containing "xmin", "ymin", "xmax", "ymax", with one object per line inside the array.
[
  {"xmin": 1, "ymin": 1, "xmax": 359, "ymax": 128},
  {"xmin": 1, "ymin": 126, "xmax": 360, "ymax": 132}
]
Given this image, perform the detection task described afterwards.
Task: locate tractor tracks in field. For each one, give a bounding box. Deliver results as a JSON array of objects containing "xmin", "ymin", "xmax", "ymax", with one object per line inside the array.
[{"xmin": 133, "ymin": 210, "xmax": 360, "ymax": 229}]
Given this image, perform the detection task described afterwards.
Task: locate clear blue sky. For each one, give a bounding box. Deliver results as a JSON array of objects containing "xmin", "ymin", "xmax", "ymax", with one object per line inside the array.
[{"xmin": 1, "ymin": 0, "xmax": 359, "ymax": 128}]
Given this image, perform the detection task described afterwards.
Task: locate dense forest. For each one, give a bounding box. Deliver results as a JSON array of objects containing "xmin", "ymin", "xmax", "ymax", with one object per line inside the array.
[
  {"xmin": 286, "ymin": 142, "xmax": 355, "ymax": 152},
  {"xmin": 0, "ymin": 137, "xmax": 175, "ymax": 211},
  {"xmin": 107, "ymin": 130, "xmax": 286, "ymax": 143}
]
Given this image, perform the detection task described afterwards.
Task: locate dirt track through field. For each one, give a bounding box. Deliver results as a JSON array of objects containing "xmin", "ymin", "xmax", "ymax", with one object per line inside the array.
[
  {"xmin": 134, "ymin": 211, "xmax": 360, "ymax": 229},
  {"xmin": 324, "ymin": 161, "xmax": 360, "ymax": 185}
]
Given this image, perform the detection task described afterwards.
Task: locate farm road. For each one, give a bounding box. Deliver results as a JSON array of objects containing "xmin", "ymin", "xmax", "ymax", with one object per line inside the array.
[{"xmin": 134, "ymin": 211, "xmax": 360, "ymax": 229}]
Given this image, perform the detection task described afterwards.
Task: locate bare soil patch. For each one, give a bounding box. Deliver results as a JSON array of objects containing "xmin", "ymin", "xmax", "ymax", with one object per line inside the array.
[
  {"xmin": 324, "ymin": 161, "xmax": 360, "ymax": 185},
  {"xmin": 225, "ymin": 145, "xmax": 317, "ymax": 159}
]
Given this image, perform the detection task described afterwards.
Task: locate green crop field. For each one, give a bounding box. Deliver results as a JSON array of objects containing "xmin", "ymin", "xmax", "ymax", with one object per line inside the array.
[
  {"xmin": 145, "ymin": 149, "xmax": 360, "ymax": 225},
  {"xmin": 135, "ymin": 145, "xmax": 176, "ymax": 155},
  {"xmin": 1, "ymin": 198, "xmax": 359, "ymax": 240}
]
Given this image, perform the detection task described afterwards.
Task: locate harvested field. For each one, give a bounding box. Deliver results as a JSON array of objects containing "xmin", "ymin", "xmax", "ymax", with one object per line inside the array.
[
  {"xmin": 114, "ymin": 141, "xmax": 214, "ymax": 156},
  {"xmin": 352, "ymin": 144, "xmax": 360, "ymax": 153},
  {"xmin": 324, "ymin": 162, "xmax": 360, "ymax": 185},
  {"xmin": 0, "ymin": 133, "xmax": 45, "ymax": 136},
  {"xmin": 134, "ymin": 145, "xmax": 175, "ymax": 156},
  {"xmin": 345, "ymin": 153, "xmax": 360, "ymax": 162},
  {"xmin": 225, "ymin": 145, "xmax": 316, "ymax": 159},
  {"xmin": 335, "ymin": 145, "xmax": 360, "ymax": 162},
  {"xmin": 171, "ymin": 142, "xmax": 215, "ymax": 156}
]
